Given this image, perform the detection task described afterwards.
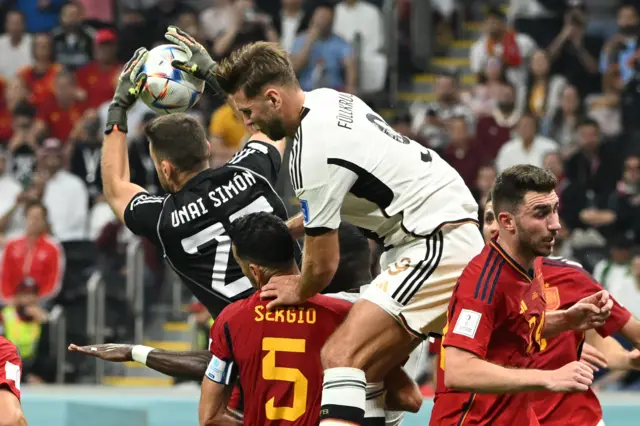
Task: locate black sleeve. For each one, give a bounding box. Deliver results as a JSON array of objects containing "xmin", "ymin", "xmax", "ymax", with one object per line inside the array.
[
  {"xmin": 226, "ymin": 140, "xmax": 282, "ymax": 186},
  {"xmin": 123, "ymin": 192, "xmax": 165, "ymax": 245}
]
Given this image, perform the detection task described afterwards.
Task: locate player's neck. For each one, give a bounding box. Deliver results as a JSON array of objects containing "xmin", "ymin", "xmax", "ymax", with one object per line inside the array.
[
  {"xmin": 496, "ymin": 235, "xmax": 535, "ymax": 271},
  {"xmin": 258, "ymin": 264, "xmax": 300, "ymax": 287},
  {"xmin": 173, "ymin": 163, "xmax": 209, "ymax": 191}
]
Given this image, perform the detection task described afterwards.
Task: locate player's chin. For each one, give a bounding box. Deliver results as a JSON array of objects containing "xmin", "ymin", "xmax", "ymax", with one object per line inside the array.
[{"xmin": 535, "ymin": 240, "xmax": 554, "ymax": 256}]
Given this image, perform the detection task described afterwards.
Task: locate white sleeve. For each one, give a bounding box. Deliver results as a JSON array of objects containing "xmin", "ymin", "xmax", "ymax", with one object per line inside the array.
[{"xmin": 295, "ymin": 162, "xmax": 357, "ymax": 235}]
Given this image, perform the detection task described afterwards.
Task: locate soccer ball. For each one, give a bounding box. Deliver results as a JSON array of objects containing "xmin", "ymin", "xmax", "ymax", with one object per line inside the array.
[{"xmin": 139, "ymin": 44, "xmax": 205, "ymax": 115}]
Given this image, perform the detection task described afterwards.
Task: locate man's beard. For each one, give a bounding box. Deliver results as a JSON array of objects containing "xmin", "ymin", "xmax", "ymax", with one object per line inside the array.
[
  {"xmin": 261, "ymin": 117, "xmax": 289, "ymax": 141},
  {"xmin": 516, "ymin": 221, "xmax": 554, "ymax": 258}
]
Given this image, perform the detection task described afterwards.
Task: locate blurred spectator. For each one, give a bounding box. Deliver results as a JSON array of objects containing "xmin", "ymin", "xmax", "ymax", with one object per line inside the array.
[
  {"xmin": 605, "ymin": 154, "xmax": 640, "ymax": 242},
  {"xmin": 0, "ymin": 149, "xmax": 21, "ymax": 245},
  {"xmin": 593, "ymin": 235, "xmax": 637, "ymax": 314},
  {"xmin": 36, "ymin": 70, "xmax": 87, "ymax": 143},
  {"xmin": 410, "ymin": 73, "xmax": 474, "ymax": 151},
  {"xmin": 623, "ymin": 252, "xmax": 640, "ymax": 318},
  {"xmin": 51, "ymin": 2, "xmax": 94, "ymax": 70},
  {"xmin": 441, "ymin": 116, "xmax": 487, "ymax": 188},
  {"xmin": 462, "ymin": 58, "xmax": 508, "ymax": 117},
  {"xmin": 69, "ymin": 111, "xmax": 102, "ymax": 203},
  {"xmin": 291, "ymin": 4, "xmax": 356, "ymax": 93},
  {"xmin": 474, "ymin": 164, "xmax": 497, "ymax": 211},
  {"xmin": 212, "ymin": 0, "xmax": 278, "ymax": 59},
  {"xmin": 541, "ymin": 85, "xmax": 585, "ymax": 158},
  {"xmin": 18, "ymin": 0, "xmax": 66, "ymax": 33},
  {"xmin": 600, "ymin": 4, "xmax": 640, "ymax": 85},
  {"xmin": 542, "ymin": 151, "xmax": 568, "ymax": 197},
  {"xmin": 495, "ymin": 112, "xmax": 557, "ymax": 172},
  {"xmin": 76, "ymin": 0, "xmax": 114, "ymax": 29},
  {"xmin": 0, "ymin": 202, "xmax": 63, "ymax": 302},
  {"xmin": 1, "ymin": 278, "xmax": 49, "ymax": 378},
  {"xmin": 390, "ymin": 111, "xmax": 419, "ymax": 145},
  {"xmin": 272, "ymin": 0, "xmax": 310, "ymax": 53},
  {"xmin": 547, "ymin": 2, "xmax": 601, "ymax": 97},
  {"xmin": 116, "ymin": 8, "xmax": 154, "ymax": 63},
  {"xmin": 475, "ymin": 82, "xmax": 520, "ymax": 160},
  {"xmin": 0, "ymin": 77, "xmax": 31, "ymax": 143},
  {"xmin": 521, "ymin": 49, "xmax": 567, "ymax": 121},
  {"xmin": 199, "ymin": 0, "xmax": 233, "ymax": 42},
  {"xmin": 562, "ymin": 119, "xmax": 622, "ymax": 231},
  {"xmin": 0, "ymin": 172, "xmax": 44, "ymax": 242},
  {"xmin": 175, "ymin": 10, "xmax": 207, "ymax": 45},
  {"xmin": 75, "ymin": 29, "xmax": 121, "ymax": 109},
  {"xmin": 128, "ymin": 113, "xmax": 161, "ymax": 196},
  {"xmin": 8, "ymin": 101, "xmax": 39, "ymax": 184},
  {"xmin": 333, "ymin": 0, "xmax": 387, "ymax": 94},
  {"xmin": 146, "ymin": 0, "xmax": 195, "ymax": 42},
  {"xmin": 508, "ymin": 0, "xmax": 565, "ymax": 48},
  {"xmin": 40, "ymin": 138, "xmax": 88, "ymax": 242},
  {"xmin": 586, "ymin": 69, "xmax": 622, "ymax": 139},
  {"xmin": 18, "ymin": 33, "xmax": 61, "ymax": 107},
  {"xmin": 582, "ymin": 0, "xmax": 619, "ymax": 41},
  {"xmin": 0, "ymin": 10, "xmax": 32, "ymax": 79},
  {"xmin": 208, "ymin": 101, "xmax": 248, "ymax": 168},
  {"xmin": 94, "ymin": 218, "xmax": 134, "ymax": 301},
  {"xmin": 97, "ymin": 93, "xmax": 154, "ymax": 140},
  {"xmin": 470, "ymin": 7, "xmax": 536, "ymax": 85}
]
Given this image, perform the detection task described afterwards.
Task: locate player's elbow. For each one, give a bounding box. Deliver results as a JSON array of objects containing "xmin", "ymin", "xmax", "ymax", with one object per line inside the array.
[{"xmin": 0, "ymin": 407, "xmax": 24, "ymax": 426}]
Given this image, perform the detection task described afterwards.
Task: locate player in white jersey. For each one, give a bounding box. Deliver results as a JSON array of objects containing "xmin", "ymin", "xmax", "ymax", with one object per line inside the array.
[{"xmin": 209, "ymin": 39, "xmax": 484, "ymax": 425}]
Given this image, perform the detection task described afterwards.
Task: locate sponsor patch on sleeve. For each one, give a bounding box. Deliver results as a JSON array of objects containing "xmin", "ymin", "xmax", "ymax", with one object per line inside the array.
[
  {"xmin": 300, "ymin": 199, "xmax": 310, "ymax": 224},
  {"xmin": 452, "ymin": 309, "xmax": 481, "ymax": 338},
  {"xmin": 247, "ymin": 142, "xmax": 269, "ymax": 154}
]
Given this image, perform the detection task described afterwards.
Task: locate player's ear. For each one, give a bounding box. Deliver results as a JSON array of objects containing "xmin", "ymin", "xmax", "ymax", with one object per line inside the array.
[
  {"xmin": 248, "ymin": 263, "xmax": 263, "ymax": 284},
  {"xmin": 264, "ymin": 88, "xmax": 281, "ymax": 109},
  {"xmin": 496, "ymin": 211, "xmax": 515, "ymax": 233}
]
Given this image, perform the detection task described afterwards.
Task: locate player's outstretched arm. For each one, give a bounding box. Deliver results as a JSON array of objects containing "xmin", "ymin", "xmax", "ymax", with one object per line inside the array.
[
  {"xmin": 444, "ymin": 346, "xmax": 593, "ymax": 393},
  {"xmin": 584, "ymin": 330, "xmax": 640, "ymax": 370},
  {"xmin": 543, "ymin": 290, "xmax": 614, "ymax": 338},
  {"xmin": 102, "ymin": 48, "xmax": 149, "ymax": 224},
  {"xmin": 0, "ymin": 389, "xmax": 27, "ymax": 426},
  {"xmin": 69, "ymin": 344, "xmax": 211, "ymax": 381}
]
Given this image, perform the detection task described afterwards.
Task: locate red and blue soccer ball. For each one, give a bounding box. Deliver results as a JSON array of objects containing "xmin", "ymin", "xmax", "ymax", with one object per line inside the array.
[{"xmin": 139, "ymin": 44, "xmax": 205, "ymax": 115}]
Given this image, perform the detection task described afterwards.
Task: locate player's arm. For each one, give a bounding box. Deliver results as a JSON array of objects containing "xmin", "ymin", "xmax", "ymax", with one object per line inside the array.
[
  {"xmin": 542, "ymin": 289, "xmax": 613, "ymax": 338},
  {"xmin": 383, "ymin": 365, "xmax": 422, "ymax": 413},
  {"xmin": 287, "ymin": 213, "xmax": 304, "ymax": 240},
  {"xmin": 199, "ymin": 379, "xmax": 241, "ymax": 426},
  {"xmin": 102, "ymin": 48, "xmax": 149, "ymax": 224},
  {"xmin": 68, "ymin": 343, "xmax": 211, "ymax": 381},
  {"xmin": 0, "ymin": 389, "xmax": 27, "ymax": 426},
  {"xmin": 584, "ymin": 330, "xmax": 640, "ymax": 370}
]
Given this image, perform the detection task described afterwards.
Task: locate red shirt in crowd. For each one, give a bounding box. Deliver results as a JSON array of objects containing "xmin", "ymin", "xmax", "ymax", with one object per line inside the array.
[
  {"xmin": 441, "ymin": 142, "xmax": 488, "ymax": 189},
  {"xmin": 430, "ymin": 239, "xmax": 546, "ymax": 426},
  {"xmin": 208, "ymin": 292, "xmax": 351, "ymax": 425},
  {"xmin": 0, "ymin": 235, "xmax": 64, "ymax": 301},
  {"xmin": 17, "ymin": 64, "xmax": 62, "ymax": 107},
  {"xmin": 76, "ymin": 61, "xmax": 120, "ymax": 109},
  {"xmin": 36, "ymin": 94, "xmax": 86, "ymax": 142},
  {"xmin": 475, "ymin": 114, "xmax": 515, "ymax": 160},
  {"xmin": 529, "ymin": 257, "xmax": 631, "ymax": 426},
  {"xmin": 0, "ymin": 337, "xmax": 22, "ymax": 401}
]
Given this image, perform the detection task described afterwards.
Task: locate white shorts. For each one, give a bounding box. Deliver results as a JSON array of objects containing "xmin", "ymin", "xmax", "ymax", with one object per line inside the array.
[{"xmin": 360, "ymin": 222, "xmax": 484, "ymax": 338}]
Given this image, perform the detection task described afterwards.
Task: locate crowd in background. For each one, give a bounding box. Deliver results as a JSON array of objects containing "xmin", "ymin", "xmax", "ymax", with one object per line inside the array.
[{"xmin": 0, "ymin": 0, "xmax": 639, "ymax": 392}]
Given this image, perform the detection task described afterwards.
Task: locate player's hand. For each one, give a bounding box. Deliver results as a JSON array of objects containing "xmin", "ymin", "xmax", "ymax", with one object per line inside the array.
[
  {"xmin": 564, "ymin": 290, "xmax": 613, "ymax": 331},
  {"xmin": 627, "ymin": 349, "xmax": 640, "ymax": 369},
  {"xmin": 580, "ymin": 343, "xmax": 608, "ymax": 371},
  {"xmin": 545, "ymin": 361, "xmax": 594, "ymax": 392},
  {"xmin": 105, "ymin": 47, "xmax": 148, "ymax": 134},
  {"xmin": 260, "ymin": 275, "xmax": 306, "ymax": 310},
  {"xmin": 164, "ymin": 26, "xmax": 221, "ymax": 91},
  {"xmin": 68, "ymin": 343, "xmax": 133, "ymax": 362}
]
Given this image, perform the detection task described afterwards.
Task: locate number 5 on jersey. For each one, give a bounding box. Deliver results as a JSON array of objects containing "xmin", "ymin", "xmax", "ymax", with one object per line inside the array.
[{"xmin": 262, "ymin": 337, "xmax": 308, "ymax": 421}]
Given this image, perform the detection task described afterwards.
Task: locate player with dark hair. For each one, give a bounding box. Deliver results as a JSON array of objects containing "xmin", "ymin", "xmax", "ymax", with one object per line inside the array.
[
  {"xmin": 100, "ymin": 45, "xmax": 291, "ymax": 319},
  {"xmin": 0, "ymin": 337, "xmax": 28, "ymax": 426},
  {"xmin": 431, "ymin": 165, "xmax": 613, "ymax": 426},
  {"xmin": 480, "ymin": 192, "xmax": 640, "ymax": 426},
  {"xmin": 164, "ymin": 26, "xmax": 484, "ymax": 425}
]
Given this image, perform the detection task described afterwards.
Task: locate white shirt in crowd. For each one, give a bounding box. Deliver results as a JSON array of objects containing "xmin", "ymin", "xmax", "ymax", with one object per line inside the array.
[
  {"xmin": 593, "ymin": 260, "xmax": 640, "ymax": 318},
  {"xmin": 495, "ymin": 135, "xmax": 558, "ymax": 173},
  {"xmin": 0, "ymin": 33, "xmax": 32, "ymax": 78},
  {"xmin": 0, "ymin": 174, "xmax": 23, "ymax": 240},
  {"xmin": 280, "ymin": 11, "xmax": 304, "ymax": 53},
  {"xmin": 43, "ymin": 170, "xmax": 89, "ymax": 242},
  {"xmin": 470, "ymin": 33, "xmax": 536, "ymax": 85}
]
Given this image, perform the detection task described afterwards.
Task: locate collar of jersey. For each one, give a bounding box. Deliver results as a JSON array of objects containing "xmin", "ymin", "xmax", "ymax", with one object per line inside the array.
[
  {"xmin": 180, "ymin": 168, "xmax": 215, "ymax": 192},
  {"xmin": 489, "ymin": 238, "xmax": 533, "ymax": 282}
]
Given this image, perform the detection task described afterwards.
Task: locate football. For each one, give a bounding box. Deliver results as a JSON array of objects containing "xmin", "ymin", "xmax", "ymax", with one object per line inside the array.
[{"xmin": 139, "ymin": 44, "xmax": 205, "ymax": 115}]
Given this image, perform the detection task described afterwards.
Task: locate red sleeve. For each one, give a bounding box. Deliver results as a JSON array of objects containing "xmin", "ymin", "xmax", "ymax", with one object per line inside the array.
[
  {"xmin": 36, "ymin": 98, "xmax": 51, "ymax": 122},
  {"xmin": 0, "ymin": 241, "xmax": 19, "ymax": 302},
  {"xmin": 0, "ymin": 338, "xmax": 22, "ymax": 401},
  {"xmin": 206, "ymin": 305, "xmax": 239, "ymax": 385},
  {"xmin": 442, "ymin": 262, "xmax": 506, "ymax": 359},
  {"xmin": 39, "ymin": 239, "xmax": 64, "ymax": 300}
]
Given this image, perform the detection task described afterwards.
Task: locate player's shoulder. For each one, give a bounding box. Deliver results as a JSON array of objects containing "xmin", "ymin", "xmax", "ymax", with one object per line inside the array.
[
  {"xmin": 307, "ymin": 294, "xmax": 352, "ymax": 318},
  {"xmin": 129, "ymin": 191, "xmax": 167, "ymax": 209},
  {"xmin": 0, "ymin": 337, "xmax": 20, "ymax": 362},
  {"xmin": 540, "ymin": 256, "xmax": 597, "ymax": 287},
  {"xmin": 216, "ymin": 292, "xmax": 261, "ymax": 325},
  {"xmin": 456, "ymin": 243, "xmax": 513, "ymax": 299}
]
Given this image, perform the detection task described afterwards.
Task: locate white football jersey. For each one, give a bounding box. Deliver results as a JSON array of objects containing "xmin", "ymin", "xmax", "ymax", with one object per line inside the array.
[{"xmin": 290, "ymin": 89, "xmax": 478, "ymax": 246}]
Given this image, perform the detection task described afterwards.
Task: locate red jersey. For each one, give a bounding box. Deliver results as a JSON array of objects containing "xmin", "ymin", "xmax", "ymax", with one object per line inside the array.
[
  {"xmin": 530, "ymin": 257, "xmax": 631, "ymax": 426},
  {"xmin": 18, "ymin": 64, "xmax": 62, "ymax": 107},
  {"xmin": 431, "ymin": 239, "xmax": 546, "ymax": 426},
  {"xmin": 0, "ymin": 337, "xmax": 22, "ymax": 401},
  {"xmin": 0, "ymin": 234, "xmax": 65, "ymax": 301},
  {"xmin": 208, "ymin": 292, "xmax": 351, "ymax": 425},
  {"xmin": 76, "ymin": 61, "xmax": 121, "ymax": 109},
  {"xmin": 36, "ymin": 94, "xmax": 86, "ymax": 142}
]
